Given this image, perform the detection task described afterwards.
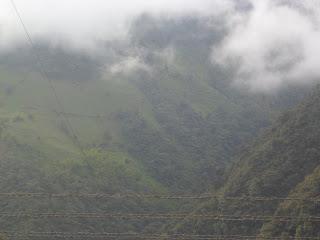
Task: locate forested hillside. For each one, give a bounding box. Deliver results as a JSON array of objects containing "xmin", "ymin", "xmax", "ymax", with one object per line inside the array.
[
  {"xmin": 1, "ymin": 0, "xmax": 320, "ymax": 238},
  {"xmin": 175, "ymin": 86, "xmax": 320, "ymax": 238},
  {"xmin": 0, "ymin": 15, "xmax": 310, "ymax": 236}
]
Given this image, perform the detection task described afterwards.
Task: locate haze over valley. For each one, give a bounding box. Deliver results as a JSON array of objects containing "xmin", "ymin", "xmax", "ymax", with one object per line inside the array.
[{"xmin": 0, "ymin": 0, "xmax": 319, "ymax": 239}]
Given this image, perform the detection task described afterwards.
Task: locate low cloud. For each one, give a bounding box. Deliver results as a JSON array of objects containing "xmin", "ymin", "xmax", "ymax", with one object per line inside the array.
[
  {"xmin": 108, "ymin": 56, "xmax": 150, "ymax": 75},
  {"xmin": 0, "ymin": 0, "xmax": 234, "ymax": 51},
  {"xmin": 2, "ymin": 0, "xmax": 320, "ymax": 93},
  {"xmin": 213, "ymin": 0, "xmax": 320, "ymax": 92}
]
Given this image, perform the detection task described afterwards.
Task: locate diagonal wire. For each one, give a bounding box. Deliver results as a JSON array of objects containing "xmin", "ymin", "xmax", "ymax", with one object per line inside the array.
[
  {"xmin": 0, "ymin": 192, "xmax": 319, "ymax": 202},
  {"xmin": 9, "ymin": 0, "xmax": 86, "ymax": 156}
]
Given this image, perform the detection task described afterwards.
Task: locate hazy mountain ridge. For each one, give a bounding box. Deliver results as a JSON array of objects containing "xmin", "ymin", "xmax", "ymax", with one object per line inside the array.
[{"xmin": 0, "ymin": 14, "xmax": 313, "ymax": 236}]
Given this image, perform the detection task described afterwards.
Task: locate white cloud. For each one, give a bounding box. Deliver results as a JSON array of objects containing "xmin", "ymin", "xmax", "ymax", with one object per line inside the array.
[
  {"xmin": 3, "ymin": 0, "xmax": 319, "ymax": 92},
  {"xmin": 213, "ymin": 0, "xmax": 320, "ymax": 92},
  {"xmin": 155, "ymin": 46, "xmax": 176, "ymax": 63},
  {"xmin": 0, "ymin": 0, "xmax": 234, "ymax": 51},
  {"xmin": 108, "ymin": 56, "xmax": 150, "ymax": 75}
]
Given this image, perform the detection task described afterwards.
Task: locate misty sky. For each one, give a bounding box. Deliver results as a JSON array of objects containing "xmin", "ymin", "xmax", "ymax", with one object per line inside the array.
[
  {"xmin": 1, "ymin": 0, "xmax": 320, "ymax": 92},
  {"xmin": 0, "ymin": 0, "xmax": 233, "ymax": 49}
]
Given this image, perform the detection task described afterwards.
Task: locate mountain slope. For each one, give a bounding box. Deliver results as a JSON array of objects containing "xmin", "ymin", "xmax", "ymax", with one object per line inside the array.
[
  {"xmin": 0, "ymin": 15, "xmax": 311, "ymax": 235},
  {"xmin": 175, "ymin": 86, "xmax": 320, "ymax": 237},
  {"xmin": 260, "ymin": 166, "xmax": 320, "ymax": 238},
  {"xmin": 0, "ymin": 20, "xmax": 299, "ymax": 192}
]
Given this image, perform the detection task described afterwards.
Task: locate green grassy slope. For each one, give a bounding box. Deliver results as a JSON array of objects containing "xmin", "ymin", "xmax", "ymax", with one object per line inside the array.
[
  {"xmin": 0, "ymin": 47, "xmax": 280, "ymax": 192},
  {"xmin": 0, "ymin": 53, "xmax": 278, "ymax": 235}
]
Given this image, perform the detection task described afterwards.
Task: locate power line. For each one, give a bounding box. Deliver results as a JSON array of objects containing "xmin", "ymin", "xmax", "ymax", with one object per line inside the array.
[
  {"xmin": 0, "ymin": 232, "xmax": 319, "ymax": 240},
  {"xmin": 0, "ymin": 192, "xmax": 319, "ymax": 202},
  {"xmin": 1, "ymin": 212, "xmax": 320, "ymax": 222},
  {"xmin": 0, "ymin": 192, "xmax": 210, "ymax": 199},
  {"xmin": 9, "ymin": 0, "xmax": 85, "ymax": 155}
]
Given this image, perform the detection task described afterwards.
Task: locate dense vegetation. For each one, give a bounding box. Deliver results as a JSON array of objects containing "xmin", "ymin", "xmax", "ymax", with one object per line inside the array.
[
  {"xmin": 175, "ymin": 86, "xmax": 320, "ymax": 238},
  {"xmin": 0, "ymin": 15, "xmax": 314, "ymax": 237}
]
